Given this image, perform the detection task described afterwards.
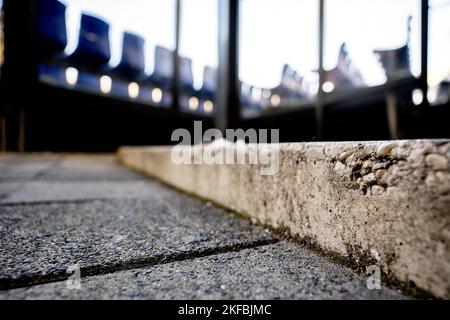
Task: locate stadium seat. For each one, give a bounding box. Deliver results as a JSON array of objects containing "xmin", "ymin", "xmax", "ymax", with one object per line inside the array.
[
  {"xmin": 64, "ymin": 14, "xmax": 111, "ymax": 91},
  {"xmin": 37, "ymin": 0, "xmax": 67, "ymax": 58},
  {"xmin": 69, "ymin": 14, "xmax": 111, "ymax": 70},
  {"xmin": 268, "ymin": 64, "xmax": 295, "ymax": 104},
  {"xmin": 178, "ymin": 56, "xmax": 198, "ymax": 112},
  {"xmin": 36, "ymin": 0, "xmax": 68, "ymax": 85},
  {"xmin": 179, "ymin": 56, "xmax": 195, "ymax": 94},
  {"xmin": 149, "ymin": 46, "xmax": 174, "ymax": 90},
  {"xmin": 323, "ymin": 43, "xmax": 365, "ymax": 91},
  {"xmin": 198, "ymin": 66, "xmax": 217, "ymax": 101},
  {"xmin": 373, "ymin": 45, "xmax": 411, "ymax": 81},
  {"xmin": 138, "ymin": 46, "xmax": 174, "ymax": 107},
  {"xmin": 196, "ymin": 66, "xmax": 217, "ymax": 113},
  {"xmin": 292, "ymin": 71, "xmax": 311, "ymax": 101},
  {"xmin": 113, "ymin": 32, "xmax": 146, "ymax": 79},
  {"xmin": 436, "ymin": 80, "xmax": 450, "ymax": 105},
  {"xmin": 240, "ymin": 82, "xmax": 252, "ymax": 107},
  {"xmin": 37, "ymin": 63, "xmax": 67, "ymax": 85},
  {"xmin": 108, "ymin": 32, "xmax": 146, "ymax": 99},
  {"xmin": 281, "ymin": 64, "xmax": 296, "ymax": 97},
  {"xmin": 373, "ymin": 16, "xmax": 412, "ymax": 82}
]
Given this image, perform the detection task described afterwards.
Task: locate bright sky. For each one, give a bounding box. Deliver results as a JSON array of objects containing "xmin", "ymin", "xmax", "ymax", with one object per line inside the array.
[
  {"xmin": 429, "ymin": 0, "xmax": 450, "ymax": 86},
  {"xmin": 324, "ymin": 0, "xmax": 421, "ymax": 86},
  {"xmin": 179, "ymin": 0, "xmax": 218, "ymax": 89},
  {"xmin": 60, "ymin": 0, "xmax": 448, "ymax": 90},
  {"xmin": 240, "ymin": 0, "xmax": 319, "ymax": 89},
  {"xmin": 240, "ymin": 0, "xmax": 422, "ymax": 88}
]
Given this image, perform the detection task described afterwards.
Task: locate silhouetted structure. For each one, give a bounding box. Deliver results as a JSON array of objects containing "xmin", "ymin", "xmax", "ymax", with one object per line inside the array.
[
  {"xmin": 323, "ymin": 43, "xmax": 365, "ymax": 91},
  {"xmin": 373, "ymin": 17, "xmax": 412, "ymax": 81}
]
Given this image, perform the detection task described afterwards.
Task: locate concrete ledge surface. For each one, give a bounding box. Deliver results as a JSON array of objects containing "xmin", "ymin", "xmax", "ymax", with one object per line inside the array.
[{"xmin": 118, "ymin": 140, "xmax": 450, "ymax": 298}]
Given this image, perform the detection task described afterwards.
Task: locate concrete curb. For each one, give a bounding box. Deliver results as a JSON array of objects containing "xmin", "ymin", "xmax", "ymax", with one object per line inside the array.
[{"xmin": 118, "ymin": 140, "xmax": 450, "ymax": 298}]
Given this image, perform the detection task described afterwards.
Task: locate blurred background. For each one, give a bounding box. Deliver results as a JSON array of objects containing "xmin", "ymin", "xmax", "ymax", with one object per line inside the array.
[{"xmin": 0, "ymin": 0, "xmax": 449, "ymax": 152}]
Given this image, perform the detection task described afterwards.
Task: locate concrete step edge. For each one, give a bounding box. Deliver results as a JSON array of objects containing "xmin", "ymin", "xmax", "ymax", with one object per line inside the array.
[{"xmin": 117, "ymin": 140, "xmax": 450, "ymax": 298}]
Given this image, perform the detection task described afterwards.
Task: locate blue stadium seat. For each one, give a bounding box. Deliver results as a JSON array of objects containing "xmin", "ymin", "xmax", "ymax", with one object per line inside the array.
[
  {"xmin": 281, "ymin": 64, "xmax": 296, "ymax": 96},
  {"xmin": 240, "ymin": 83, "xmax": 259, "ymax": 109},
  {"xmin": 179, "ymin": 56, "xmax": 195, "ymax": 94},
  {"xmin": 69, "ymin": 14, "xmax": 111, "ymax": 70},
  {"xmin": 37, "ymin": 0, "xmax": 67, "ymax": 58},
  {"xmin": 38, "ymin": 63, "xmax": 67, "ymax": 85},
  {"xmin": 240, "ymin": 82, "xmax": 261, "ymax": 116},
  {"xmin": 240, "ymin": 82, "xmax": 252, "ymax": 106},
  {"xmin": 373, "ymin": 45, "xmax": 411, "ymax": 81},
  {"xmin": 108, "ymin": 32, "xmax": 146, "ymax": 98},
  {"xmin": 198, "ymin": 66, "xmax": 217, "ymax": 100},
  {"xmin": 324, "ymin": 43, "xmax": 365, "ymax": 90},
  {"xmin": 179, "ymin": 57, "xmax": 200, "ymax": 112},
  {"xmin": 269, "ymin": 64, "xmax": 295, "ymax": 102},
  {"xmin": 36, "ymin": 0, "xmax": 68, "ymax": 85},
  {"xmin": 292, "ymin": 71, "xmax": 310, "ymax": 100},
  {"xmin": 138, "ymin": 46, "xmax": 174, "ymax": 107},
  {"xmin": 113, "ymin": 32, "xmax": 146, "ymax": 79},
  {"xmin": 436, "ymin": 80, "xmax": 450, "ymax": 105},
  {"xmin": 149, "ymin": 46, "xmax": 174, "ymax": 89}
]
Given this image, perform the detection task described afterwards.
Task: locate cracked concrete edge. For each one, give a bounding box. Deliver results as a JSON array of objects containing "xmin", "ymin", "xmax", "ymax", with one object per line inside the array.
[{"xmin": 117, "ymin": 140, "xmax": 450, "ymax": 299}]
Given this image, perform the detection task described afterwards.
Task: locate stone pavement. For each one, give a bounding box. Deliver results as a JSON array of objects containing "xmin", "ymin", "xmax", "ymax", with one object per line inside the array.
[{"xmin": 0, "ymin": 154, "xmax": 406, "ymax": 299}]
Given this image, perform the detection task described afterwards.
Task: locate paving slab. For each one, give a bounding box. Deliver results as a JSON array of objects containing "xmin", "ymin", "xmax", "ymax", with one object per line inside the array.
[
  {"xmin": 0, "ymin": 195, "xmax": 277, "ymax": 290},
  {"xmin": 0, "ymin": 182, "xmax": 22, "ymax": 198},
  {"xmin": 39, "ymin": 156, "xmax": 145, "ymax": 181},
  {"xmin": 0, "ymin": 154, "xmax": 62, "ymax": 163},
  {"xmin": 0, "ymin": 242, "xmax": 405, "ymax": 300},
  {"xmin": 0, "ymin": 158, "xmax": 60, "ymax": 181},
  {"xmin": 0, "ymin": 155, "xmax": 149, "ymax": 204},
  {"xmin": 0, "ymin": 180, "xmax": 164, "ymax": 204}
]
